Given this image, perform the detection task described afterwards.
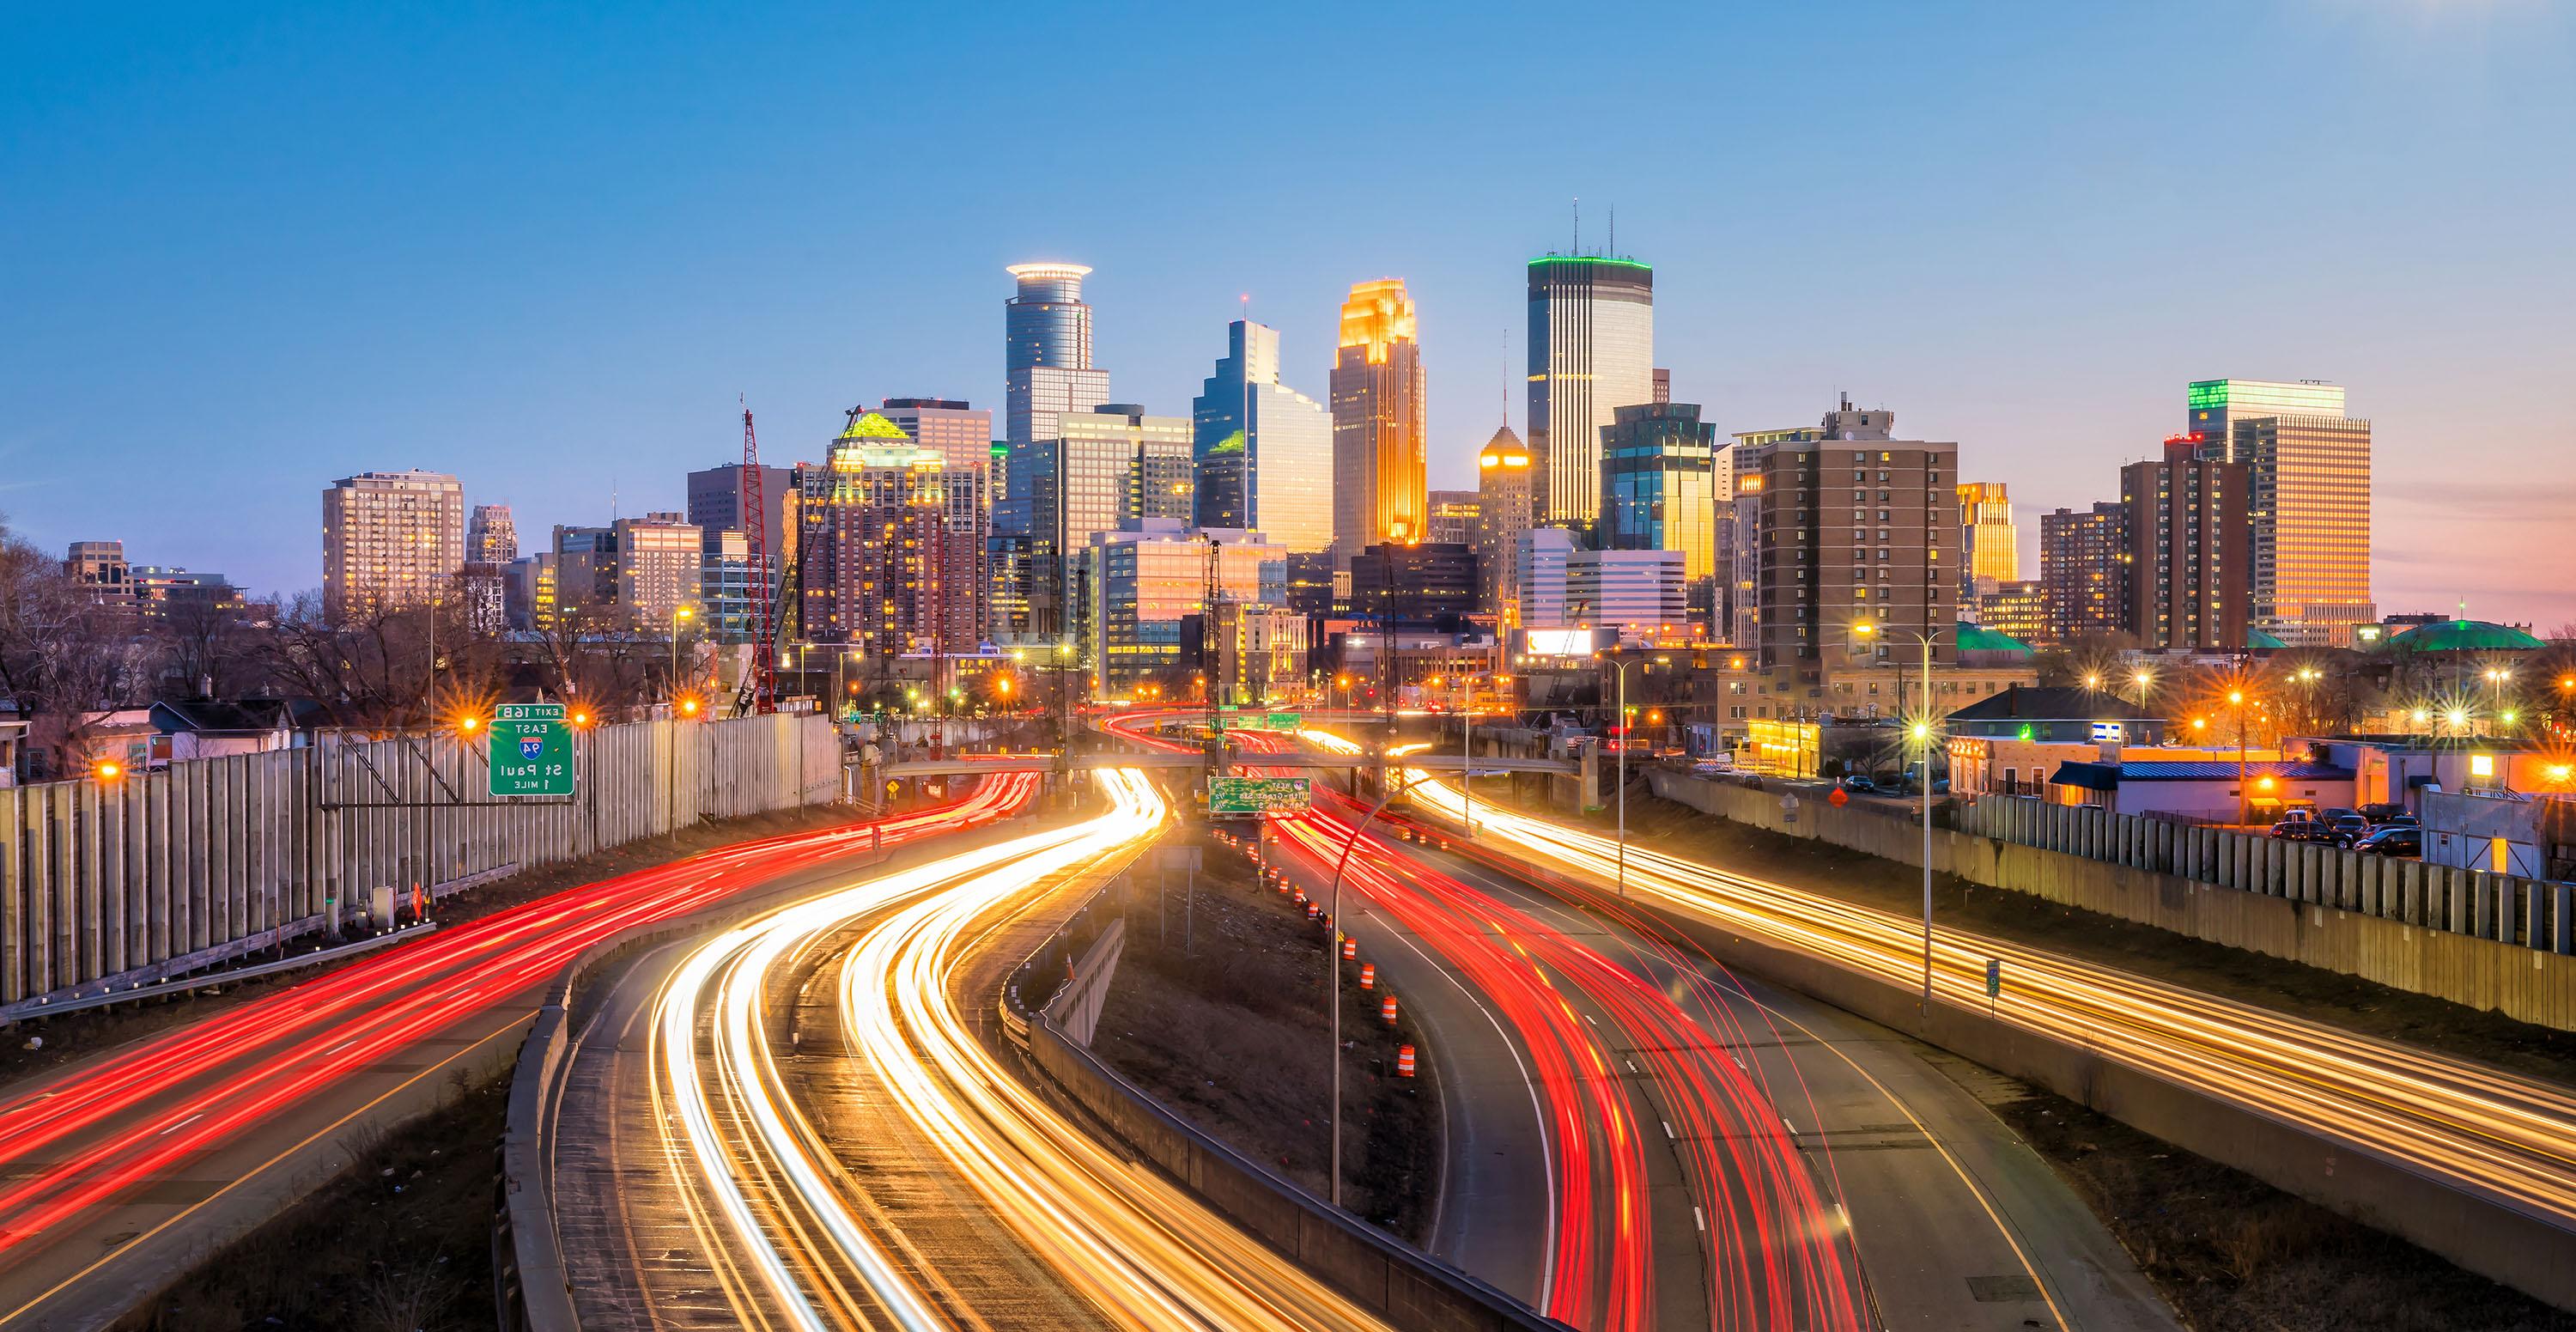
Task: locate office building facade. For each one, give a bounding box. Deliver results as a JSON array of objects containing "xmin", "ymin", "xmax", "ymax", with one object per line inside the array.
[
  {"xmin": 878, "ymin": 398, "xmax": 995, "ymax": 474},
  {"xmin": 2121, "ymin": 438, "xmax": 2249, "ymax": 651},
  {"xmin": 1329, "ymin": 279, "xmax": 1427, "ymax": 563},
  {"xmin": 1000, "ymin": 406, "xmax": 1193, "ymax": 639},
  {"xmin": 611, "ymin": 513, "xmax": 703, "ymax": 627},
  {"xmin": 1528, "ymin": 256, "xmax": 1655, "ymax": 527},
  {"xmin": 1514, "ymin": 527, "xmax": 1580, "ymax": 630},
  {"xmin": 1082, "ymin": 520, "xmax": 1284, "ymax": 696},
  {"xmin": 1475, "ymin": 425, "xmax": 1534, "ymax": 620},
  {"xmin": 1599, "ymin": 403, "xmax": 1720, "ymax": 625},
  {"xmin": 1974, "ymin": 579, "xmax": 2049, "ymax": 647},
  {"xmin": 1426, "ymin": 490, "xmax": 1480, "ymax": 546},
  {"xmin": 1570, "ymin": 548, "xmax": 1689, "ymax": 640},
  {"xmin": 2038, "ymin": 502, "xmax": 2130, "ymax": 645},
  {"xmin": 322, "ymin": 470, "xmax": 465, "ymax": 621},
  {"xmin": 2188, "ymin": 379, "xmax": 2372, "ymax": 646},
  {"xmin": 1191, "ymin": 320, "xmax": 1333, "ymax": 551},
  {"xmin": 1349, "ymin": 541, "xmax": 1478, "ymax": 629}
]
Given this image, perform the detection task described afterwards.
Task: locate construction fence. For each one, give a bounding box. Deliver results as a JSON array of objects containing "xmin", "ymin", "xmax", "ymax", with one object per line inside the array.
[{"xmin": 1, "ymin": 713, "xmax": 841, "ymax": 1008}]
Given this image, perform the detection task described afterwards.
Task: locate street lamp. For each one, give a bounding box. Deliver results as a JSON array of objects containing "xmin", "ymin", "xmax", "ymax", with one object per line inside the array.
[
  {"xmin": 2486, "ymin": 666, "xmax": 2512, "ymax": 737},
  {"xmin": 671, "ymin": 605, "xmax": 696, "ymax": 705},
  {"xmin": 2132, "ymin": 669, "xmax": 2154, "ymax": 709},
  {"xmin": 1321, "ymin": 769, "xmax": 1431, "ymax": 1208},
  {"xmin": 2227, "ymin": 688, "xmax": 2251, "ymax": 826},
  {"xmin": 1855, "ymin": 619, "xmax": 1941, "ymax": 1009},
  {"xmin": 1608, "ymin": 654, "xmax": 1671, "ymax": 898}
]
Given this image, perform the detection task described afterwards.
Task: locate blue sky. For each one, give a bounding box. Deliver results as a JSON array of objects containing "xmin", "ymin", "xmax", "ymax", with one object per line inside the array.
[{"xmin": 6, "ymin": 2, "xmax": 2573, "ymax": 625}]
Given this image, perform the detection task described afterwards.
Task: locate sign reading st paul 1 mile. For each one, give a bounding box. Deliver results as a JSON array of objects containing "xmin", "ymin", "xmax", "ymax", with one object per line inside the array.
[{"xmin": 488, "ymin": 702, "xmax": 574, "ymax": 797}]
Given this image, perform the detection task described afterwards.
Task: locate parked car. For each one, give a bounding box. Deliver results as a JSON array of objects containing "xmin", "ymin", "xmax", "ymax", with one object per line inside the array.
[
  {"xmin": 2318, "ymin": 807, "xmax": 2363, "ymax": 828},
  {"xmin": 2269, "ymin": 819, "xmax": 2347, "ymax": 845},
  {"xmin": 2329, "ymin": 813, "xmax": 2372, "ymax": 842},
  {"xmin": 2352, "ymin": 825, "xmax": 2423, "ymax": 858},
  {"xmin": 2359, "ymin": 802, "xmax": 2410, "ymax": 824},
  {"xmin": 2379, "ymin": 813, "xmax": 2420, "ymax": 830},
  {"xmin": 1840, "ymin": 775, "xmax": 1878, "ymax": 794}
]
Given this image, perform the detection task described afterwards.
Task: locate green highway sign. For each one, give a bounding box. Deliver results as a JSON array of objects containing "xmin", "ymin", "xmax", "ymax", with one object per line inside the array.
[
  {"xmin": 1218, "ymin": 711, "xmax": 1304, "ymax": 733},
  {"xmin": 1267, "ymin": 712, "xmax": 1302, "ymax": 731},
  {"xmin": 489, "ymin": 703, "xmax": 574, "ymax": 797},
  {"xmin": 1208, "ymin": 775, "xmax": 1311, "ymax": 816}
]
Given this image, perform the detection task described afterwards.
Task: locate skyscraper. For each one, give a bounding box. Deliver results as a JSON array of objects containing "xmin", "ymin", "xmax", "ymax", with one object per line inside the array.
[
  {"xmin": 611, "ymin": 513, "xmax": 703, "ymax": 627},
  {"xmin": 1474, "ymin": 424, "xmax": 1534, "ymax": 619},
  {"xmin": 1425, "ymin": 490, "xmax": 1480, "ymax": 546},
  {"xmin": 2186, "ymin": 379, "xmax": 2373, "ymax": 647},
  {"xmin": 2038, "ymin": 502, "xmax": 2129, "ymax": 645},
  {"xmin": 322, "ymin": 470, "xmax": 465, "ymax": 621},
  {"xmin": 1528, "ymin": 256, "xmax": 1654, "ymax": 527},
  {"xmin": 2121, "ymin": 436, "xmax": 2249, "ymax": 651},
  {"xmin": 1004, "ymin": 264, "xmax": 1110, "ymax": 448},
  {"xmin": 1329, "ymin": 279, "xmax": 1427, "ymax": 565},
  {"xmin": 1956, "ymin": 482, "xmax": 2017, "ymax": 598},
  {"xmin": 1004, "ymin": 406, "xmax": 1194, "ymax": 637},
  {"xmin": 1191, "ymin": 319, "xmax": 1333, "ymax": 551},
  {"xmin": 1598, "ymin": 403, "xmax": 1720, "ymax": 619}
]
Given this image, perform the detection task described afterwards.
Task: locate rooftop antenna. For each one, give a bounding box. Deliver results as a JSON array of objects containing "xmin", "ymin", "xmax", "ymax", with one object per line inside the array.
[
  {"xmin": 1608, "ymin": 205, "xmax": 1615, "ymax": 258},
  {"xmin": 1572, "ymin": 197, "xmax": 1580, "ymax": 255}
]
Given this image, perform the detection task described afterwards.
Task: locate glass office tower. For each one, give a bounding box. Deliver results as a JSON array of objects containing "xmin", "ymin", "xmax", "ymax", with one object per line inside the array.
[
  {"xmin": 1004, "ymin": 264, "xmax": 1111, "ymax": 448},
  {"xmin": 2184, "ymin": 379, "xmax": 2372, "ymax": 646},
  {"xmin": 1528, "ymin": 256, "xmax": 1654, "ymax": 527},
  {"xmin": 1192, "ymin": 319, "xmax": 1333, "ymax": 552},
  {"xmin": 1329, "ymin": 279, "xmax": 1427, "ymax": 566},
  {"xmin": 1598, "ymin": 402, "xmax": 1719, "ymax": 582}
]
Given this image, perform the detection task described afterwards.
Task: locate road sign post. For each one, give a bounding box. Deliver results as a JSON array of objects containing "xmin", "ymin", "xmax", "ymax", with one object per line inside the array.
[
  {"xmin": 1984, "ymin": 958, "xmax": 2002, "ymax": 1018},
  {"xmin": 488, "ymin": 703, "xmax": 575, "ymax": 798},
  {"xmin": 1207, "ymin": 775, "xmax": 1311, "ymax": 816}
]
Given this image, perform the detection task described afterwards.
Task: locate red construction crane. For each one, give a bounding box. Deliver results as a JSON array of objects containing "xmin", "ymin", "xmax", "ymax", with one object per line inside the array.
[{"xmin": 739, "ymin": 401, "xmax": 777, "ymax": 715}]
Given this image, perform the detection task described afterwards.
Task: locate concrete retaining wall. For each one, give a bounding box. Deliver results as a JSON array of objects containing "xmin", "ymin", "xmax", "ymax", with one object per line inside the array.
[
  {"xmin": 1026, "ymin": 1016, "xmax": 1566, "ymax": 1332},
  {"xmin": 1649, "ymin": 769, "xmax": 2576, "ymax": 1031},
  {"xmin": 1, "ymin": 713, "xmax": 841, "ymax": 1008},
  {"xmin": 1617, "ymin": 889, "xmax": 2576, "ymax": 1313}
]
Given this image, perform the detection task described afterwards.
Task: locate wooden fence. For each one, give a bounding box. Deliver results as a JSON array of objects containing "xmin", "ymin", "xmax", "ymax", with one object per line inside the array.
[{"xmin": 1, "ymin": 714, "xmax": 841, "ymax": 1007}]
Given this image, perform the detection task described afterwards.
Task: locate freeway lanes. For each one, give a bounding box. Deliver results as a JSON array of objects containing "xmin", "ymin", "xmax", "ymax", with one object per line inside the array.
[
  {"xmin": 550, "ymin": 769, "xmax": 1394, "ymax": 1331},
  {"xmin": 0, "ymin": 777, "xmax": 1032, "ymax": 1332},
  {"xmin": 1400, "ymin": 769, "xmax": 2576, "ymax": 1250}
]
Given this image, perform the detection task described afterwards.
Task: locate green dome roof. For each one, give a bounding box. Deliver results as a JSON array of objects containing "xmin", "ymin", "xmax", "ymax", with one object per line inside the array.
[
  {"xmin": 1954, "ymin": 621, "xmax": 2032, "ymax": 654},
  {"xmin": 2387, "ymin": 619, "xmax": 2545, "ymax": 652}
]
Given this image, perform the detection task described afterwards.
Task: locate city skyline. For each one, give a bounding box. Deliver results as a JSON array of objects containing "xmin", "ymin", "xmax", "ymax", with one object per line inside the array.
[{"xmin": 6, "ymin": 4, "xmax": 2570, "ymax": 624}]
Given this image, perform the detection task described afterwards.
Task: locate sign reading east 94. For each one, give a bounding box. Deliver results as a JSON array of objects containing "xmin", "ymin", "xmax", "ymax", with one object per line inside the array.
[
  {"xmin": 1207, "ymin": 775, "xmax": 1310, "ymax": 816},
  {"xmin": 488, "ymin": 702, "xmax": 574, "ymax": 797}
]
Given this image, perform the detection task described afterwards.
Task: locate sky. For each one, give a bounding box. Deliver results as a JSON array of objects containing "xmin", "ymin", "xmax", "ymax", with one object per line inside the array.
[{"xmin": 5, "ymin": 1, "xmax": 2573, "ymax": 627}]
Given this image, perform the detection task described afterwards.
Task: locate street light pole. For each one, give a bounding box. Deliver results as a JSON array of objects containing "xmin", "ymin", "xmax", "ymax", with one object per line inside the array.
[{"xmin": 1857, "ymin": 619, "xmax": 1940, "ymax": 1008}]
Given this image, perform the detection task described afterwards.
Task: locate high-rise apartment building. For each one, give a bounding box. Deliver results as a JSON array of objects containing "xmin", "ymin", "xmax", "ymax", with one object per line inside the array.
[
  {"xmin": 1474, "ymin": 425, "xmax": 1534, "ymax": 620},
  {"xmin": 467, "ymin": 505, "xmax": 517, "ymax": 564},
  {"xmin": 799, "ymin": 415, "xmax": 987, "ymax": 669},
  {"xmin": 2120, "ymin": 437, "xmax": 2249, "ymax": 651},
  {"xmin": 1740, "ymin": 399, "xmax": 1958, "ymax": 678},
  {"xmin": 1599, "ymin": 403, "xmax": 1719, "ymax": 633},
  {"xmin": 1425, "ymin": 491, "xmax": 1480, "ymax": 546},
  {"xmin": 1725, "ymin": 428, "xmax": 1826, "ymax": 649},
  {"xmin": 611, "ymin": 513, "xmax": 703, "ymax": 627},
  {"xmin": 2038, "ymin": 502, "xmax": 2129, "ymax": 645},
  {"xmin": 1191, "ymin": 320, "xmax": 1333, "ymax": 551},
  {"xmin": 1974, "ymin": 579, "xmax": 2049, "ymax": 647},
  {"xmin": 1329, "ymin": 279, "xmax": 1427, "ymax": 564},
  {"xmin": 1528, "ymin": 256, "xmax": 1654, "ymax": 527},
  {"xmin": 1004, "ymin": 264, "xmax": 1111, "ymax": 448},
  {"xmin": 2186, "ymin": 379, "xmax": 2372, "ymax": 647},
  {"xmin": 1956, "ymin": 482, "xmax": 2017, "ymax": 599},
  {"xmin": 685, "ymin": 460, "xmax": 798, "ymax": 632},
  {"xmin": 322, "ymin": 470, "xmax": 465, "ymax": 621}
]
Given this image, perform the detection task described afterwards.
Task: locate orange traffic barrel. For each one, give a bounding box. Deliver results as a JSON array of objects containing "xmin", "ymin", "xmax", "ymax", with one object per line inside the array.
[
  {"xmin": 1381, "ymin": 994, "xmax": 1398, "ymax": 1025},
  {"xmin": 1360, "ymin": 963, "xmax": 1376, "ymax": 989},
  {"xmin": 1397, "ymin": 1044, "xmax": 1417, "ymax": 1077},
  {"xmin": 1305, "ymin": 901, "xmax": 1320, "ymax": 919},
  {"xmin": 1341, "ymin": 935, "xmax": 1358, "ymax": 960}
]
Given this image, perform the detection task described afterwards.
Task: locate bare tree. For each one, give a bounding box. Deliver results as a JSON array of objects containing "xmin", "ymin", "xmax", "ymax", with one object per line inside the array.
[{"xmin": 0, "ymin": 519, "xmax": 138, "ymax": 776}]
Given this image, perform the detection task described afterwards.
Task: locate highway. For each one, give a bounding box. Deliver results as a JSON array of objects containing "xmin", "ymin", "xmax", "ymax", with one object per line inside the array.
[
  {"xmin": 1109, "ymin": 713, "xmax": 2166, "ymax": 1331},
  {"xmin": 0, "ymin": 777, "xmax": 1034, "ymax": 1332},
  {"xmin": 546, "ymin": 768, "xmax": 1394, "ymax": 1331},
  {"xmin": 1395, "ymin": 763, "xmax": 2576, "ymax": 1243}
]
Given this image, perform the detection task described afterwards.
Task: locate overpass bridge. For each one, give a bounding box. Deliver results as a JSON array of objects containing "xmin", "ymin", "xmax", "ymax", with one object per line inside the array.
[{"xmin": 877, "ymin": 751, "xmax": 1578, "ymax": 779}]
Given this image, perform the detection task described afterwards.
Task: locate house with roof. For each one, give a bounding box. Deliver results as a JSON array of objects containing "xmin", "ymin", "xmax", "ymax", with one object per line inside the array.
[
  {"xmin": 147, "ymin": 697, "xmax": 330, "ymax": 764},
  {"xmin": 1946, "ymin": 684, "xmax": 2167, "ymax": 745}
]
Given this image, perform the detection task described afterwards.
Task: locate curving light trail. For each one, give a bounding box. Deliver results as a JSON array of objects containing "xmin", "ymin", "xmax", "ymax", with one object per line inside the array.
[
  {"xmin": 647, "ymin": 768, "xmax": 1393, "ymax": 1332},
  {"xmin": 0, "ymin": 775, "xmax": 1034, "ymax": 1291},
  {"xmin": 1399, "ymin": 764, "xmax": 2576, "ymax": 1229}
]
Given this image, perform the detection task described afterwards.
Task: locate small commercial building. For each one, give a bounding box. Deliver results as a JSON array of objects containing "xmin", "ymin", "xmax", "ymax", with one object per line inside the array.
[{"xmin": 2042, "ymin": 757, "xmax": 2356, "ymax": 823}]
